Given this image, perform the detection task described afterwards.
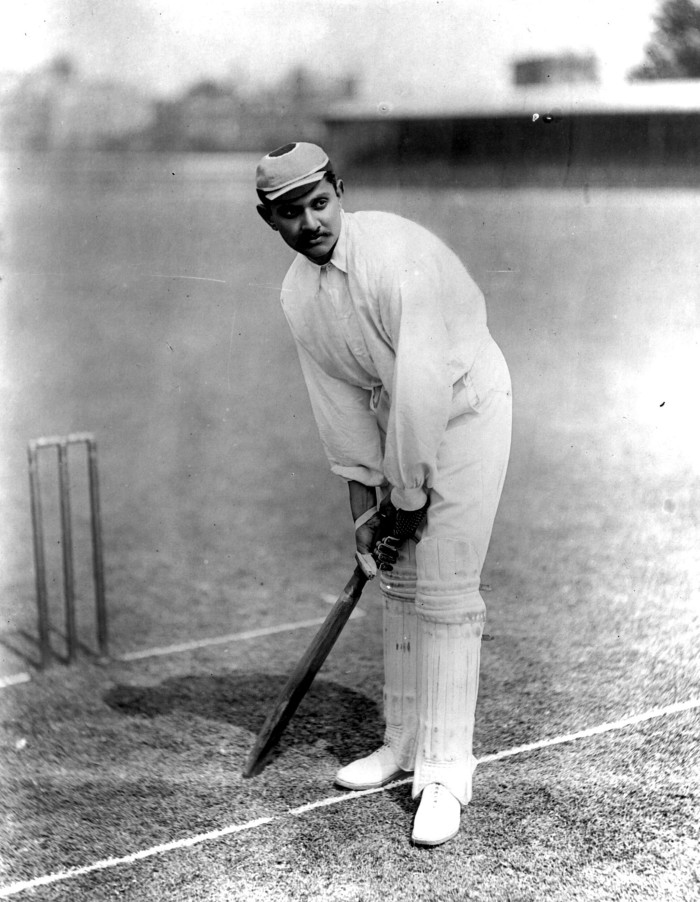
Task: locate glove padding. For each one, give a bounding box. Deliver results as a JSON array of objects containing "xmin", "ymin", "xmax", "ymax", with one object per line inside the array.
[{"xmin": 374, "ymin": 497, "xmax": 429, "ymax": 571}]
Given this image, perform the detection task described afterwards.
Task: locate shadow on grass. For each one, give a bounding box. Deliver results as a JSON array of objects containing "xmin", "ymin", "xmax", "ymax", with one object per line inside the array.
[
  {"xmin": 103, "ymin": 671, "xmax": 383, "ymax": 764},
  {"xmin": 0, "ymin": 628, "xmax": 100, "ymax": 670}
]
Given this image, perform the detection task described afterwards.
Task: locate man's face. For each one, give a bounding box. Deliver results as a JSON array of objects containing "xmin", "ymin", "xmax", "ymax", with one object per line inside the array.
[{"xmin": 263, "ymin": 177, "xmax": 343, "ymax": 265}]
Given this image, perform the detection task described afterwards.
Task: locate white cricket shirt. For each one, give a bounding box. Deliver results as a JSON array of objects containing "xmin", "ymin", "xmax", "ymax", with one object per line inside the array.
[{"xmin": 280, "ymin": 210, "xmax": 490, "ymax": 511}]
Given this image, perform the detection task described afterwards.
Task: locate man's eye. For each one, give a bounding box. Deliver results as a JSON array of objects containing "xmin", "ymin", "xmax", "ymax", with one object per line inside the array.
[{"xmin": 313, "ymin": 199, "xmax": 328, "ymax": 209}]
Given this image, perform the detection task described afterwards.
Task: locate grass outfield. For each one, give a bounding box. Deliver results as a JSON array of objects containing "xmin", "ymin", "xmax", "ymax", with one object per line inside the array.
[{"xmin": 0, "ymin": 154, "xmax": 698, "ymax": 900}]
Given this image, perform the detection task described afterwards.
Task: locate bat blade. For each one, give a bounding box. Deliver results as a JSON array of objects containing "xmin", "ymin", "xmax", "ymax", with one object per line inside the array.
[{"xmin": 243, "ymin": 564, "xmax": 368, "ymax": 778}]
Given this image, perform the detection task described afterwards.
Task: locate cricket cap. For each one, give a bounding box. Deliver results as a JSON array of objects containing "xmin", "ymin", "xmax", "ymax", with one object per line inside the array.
[{"xmin": 256, "ymin": 142, "xmax": 332, "ymax": 202}]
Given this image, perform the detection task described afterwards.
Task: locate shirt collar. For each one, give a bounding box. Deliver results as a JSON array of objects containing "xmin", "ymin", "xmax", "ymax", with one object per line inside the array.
[{"xmin": 328, "ymin": 211, "xmax": 348, "ymax": 273}]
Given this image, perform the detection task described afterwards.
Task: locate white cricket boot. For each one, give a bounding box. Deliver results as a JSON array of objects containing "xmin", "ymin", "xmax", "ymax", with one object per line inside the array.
[
  {"xmin": 411, "ymin": 782, "xmax": 461, "ymax": 846},
  {"xmin": 335, "ymin": 744, "xmax": 410, "ymax": 790}
]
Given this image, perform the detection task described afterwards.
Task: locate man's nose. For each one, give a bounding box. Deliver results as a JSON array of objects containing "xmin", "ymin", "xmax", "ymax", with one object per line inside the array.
[{"xmin": 302, "ymin": 208, "xmax": 319, "ymax": 231}]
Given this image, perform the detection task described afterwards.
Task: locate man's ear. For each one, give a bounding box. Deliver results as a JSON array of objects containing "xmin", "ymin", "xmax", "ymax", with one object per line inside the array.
[
  {"xmin": 257, "ymin": 204, "xmax": 278, "ymax": 230},
  {"xmin": 336, "ymin": 179, "xmax": 344, "ymax": 199}
]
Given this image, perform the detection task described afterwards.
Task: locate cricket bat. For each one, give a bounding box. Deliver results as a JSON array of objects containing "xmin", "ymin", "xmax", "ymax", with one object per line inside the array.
[{"xmin": 243, "ymin": 563, "xmax": 369, "ymax": 778}]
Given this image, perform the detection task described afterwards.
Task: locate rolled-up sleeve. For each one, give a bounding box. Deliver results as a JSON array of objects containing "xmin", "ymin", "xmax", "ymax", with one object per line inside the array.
[
  {"xmin": 295, "ymin": 342, "xmax": 386, "ymax": 487},
  {"xmin": 381, "ymin": 255, "xmax": 454, "ymax": 510}
]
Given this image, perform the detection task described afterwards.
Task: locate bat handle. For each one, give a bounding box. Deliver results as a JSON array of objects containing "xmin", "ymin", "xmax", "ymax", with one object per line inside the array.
[{"xmin": 354, "ymin": 550, "xmax": 377, "ymax": 579}]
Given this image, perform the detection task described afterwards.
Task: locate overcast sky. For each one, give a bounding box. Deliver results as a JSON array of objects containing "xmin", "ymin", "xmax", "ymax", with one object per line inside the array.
[{"xmin": 3, "ymin": 0, "xmax": 661, "ymax": 100}]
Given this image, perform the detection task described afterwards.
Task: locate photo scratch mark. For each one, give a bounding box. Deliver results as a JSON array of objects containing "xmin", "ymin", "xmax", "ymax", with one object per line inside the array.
[
  {"xmin": 227, "ymin": 303, "xmax": 238, "ymax": 391},
  {"xmin": 151, "ymin": 274, "xmax": 227, "ymax": 283}
]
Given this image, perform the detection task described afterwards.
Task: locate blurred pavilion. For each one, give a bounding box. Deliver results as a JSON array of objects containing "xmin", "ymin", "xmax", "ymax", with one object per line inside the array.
[{"xmin": 323, "ymin": 54, "xmax": 700, "ymax": 186}]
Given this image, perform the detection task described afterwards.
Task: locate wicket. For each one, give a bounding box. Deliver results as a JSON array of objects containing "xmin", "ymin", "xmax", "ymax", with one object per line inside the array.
[{"xmin": 27, "ymin": 432, "xmax": 108, "ymax": 668}]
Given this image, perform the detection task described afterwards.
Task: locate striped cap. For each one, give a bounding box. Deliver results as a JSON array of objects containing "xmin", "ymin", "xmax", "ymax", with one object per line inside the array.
[{"xmin": 256, "ymin": 142, "xmax": 331, "ymax": 202}]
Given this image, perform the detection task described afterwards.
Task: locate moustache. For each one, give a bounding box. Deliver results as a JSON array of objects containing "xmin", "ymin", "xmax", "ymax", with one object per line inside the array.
[{"xmin": 299, "ymin": 231, "xmax": 329, "ymax": 245}]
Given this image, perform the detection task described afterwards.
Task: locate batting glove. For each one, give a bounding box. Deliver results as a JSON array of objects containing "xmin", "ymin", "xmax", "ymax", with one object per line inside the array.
[{"xmin": 374, "ymin": 497, "xmax": 429, "ymax": 571}]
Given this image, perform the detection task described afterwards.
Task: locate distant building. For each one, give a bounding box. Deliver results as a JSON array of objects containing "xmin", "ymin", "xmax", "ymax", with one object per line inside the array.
[
  {"xmin": 0, "ymin": 61, "xmax": 69, "ymax": 150},
  {"xmin": 52, "ymin": 81, "xmax": 154, "ymax": 150},
  {"xmin": 229, "ymin": 66, "xmax": 358, "ymax": 151},
  {"xmin": 0, "ymin": 58, "xmax": 155, "ymax": 150},
  {"xmin": 153, "ymin": 66, "xmax": 358, "ymax": 152},
  {"xmin": 156, "ymin": 81, "xmax": 241, "ymax": 152},
  {"xmin": 323, "ymin": 77, "xmax": 700, "ymax": 185},
  {"xmin": 514, "ymin": 53, "xmax": 599, "ymax": 87},
  {"xmin": 281, "ymin": 66, "xmax": 359, "ymax": 109}
]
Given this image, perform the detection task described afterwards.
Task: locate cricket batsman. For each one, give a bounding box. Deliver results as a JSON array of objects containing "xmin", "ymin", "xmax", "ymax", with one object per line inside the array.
[{"xmin": 255, "ymin": 142, "xmax": 512, "ymax": 846}]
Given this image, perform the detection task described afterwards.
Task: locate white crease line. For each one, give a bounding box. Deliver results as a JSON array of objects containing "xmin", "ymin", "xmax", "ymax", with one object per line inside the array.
[
  {"xmin": 119, "ymin": 597, "xmax": 366, "ymax": 662},
  {"xmin": 475, "ymin": 698, "xmax": 700, "ymax": 763},
  {"xmin": 0, "ymin": 818, "xmax": 276, "ymax": 899},
  {"xmin": 1, "ymin": 606, "xmax": 364, "ymax": 676},
  {"xmin": 0, "ymin": 697, "xmax": 697, "ymax": 899},
  {"xmin": 0, "ymin": 673, "xmax": 31, "ymax": 690},
  {"xmin": 118, "ymin": 618, "xmax": 331, "ymax": 662}
]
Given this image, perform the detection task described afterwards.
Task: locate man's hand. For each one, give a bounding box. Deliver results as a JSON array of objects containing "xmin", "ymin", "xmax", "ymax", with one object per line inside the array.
[
  {"xmin": 349, "ymin": 481, "xmax": 382, "ymax": 579},
  {"xmin": 355, "ymin": 507, "xmax": 383, "ymax": 558},
  {"xmin": 349, "ymin": 482, "xmax": 430, "ymax": 576}
]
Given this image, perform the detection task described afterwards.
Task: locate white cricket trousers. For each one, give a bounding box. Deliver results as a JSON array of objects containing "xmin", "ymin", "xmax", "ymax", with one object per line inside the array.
[{"xmin": 377, "ymin": 336, "xmax": 512, "ymax": 805}]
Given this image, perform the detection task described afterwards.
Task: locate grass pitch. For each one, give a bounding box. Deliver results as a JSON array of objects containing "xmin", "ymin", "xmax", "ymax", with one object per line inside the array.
[{"xmin": 0, "ymin": 154, "xmax": 698, "ymax": 900}]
